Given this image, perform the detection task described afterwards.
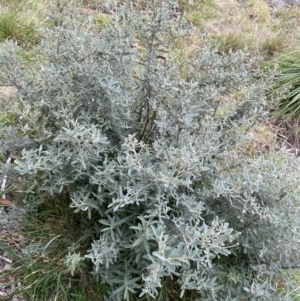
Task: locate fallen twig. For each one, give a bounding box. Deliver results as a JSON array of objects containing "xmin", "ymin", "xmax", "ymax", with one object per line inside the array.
[{"xmin": 1, "ymin": 156, "xmax": 11, "ymax": 200}]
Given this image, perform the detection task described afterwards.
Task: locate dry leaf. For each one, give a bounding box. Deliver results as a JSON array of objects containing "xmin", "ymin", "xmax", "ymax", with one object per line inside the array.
[{"xmin": 0, "ymin": 198, "xmax": 12, "ymax": 206}]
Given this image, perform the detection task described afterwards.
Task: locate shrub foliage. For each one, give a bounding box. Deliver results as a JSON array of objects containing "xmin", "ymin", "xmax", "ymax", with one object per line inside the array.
[{"xmin": 1, "ymin": 1, "xmax": 300, "ymax": 300}]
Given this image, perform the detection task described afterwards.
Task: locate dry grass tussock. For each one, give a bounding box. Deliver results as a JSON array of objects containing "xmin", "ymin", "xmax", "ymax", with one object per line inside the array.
[{"xmin": 179, "ymin": 0, "xmax": 300, "ymax": 57}]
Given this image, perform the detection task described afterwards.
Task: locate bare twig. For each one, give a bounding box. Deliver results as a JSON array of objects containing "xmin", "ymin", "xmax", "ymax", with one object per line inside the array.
[{"xmin": 1, "ymin": 156, "xmax": 11, "ymax": 199}]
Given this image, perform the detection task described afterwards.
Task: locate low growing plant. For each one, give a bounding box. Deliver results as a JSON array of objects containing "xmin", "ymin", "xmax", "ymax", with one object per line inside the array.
[
  {"xmin": 1, "ymin": 1, "xmax": 300, "ymax": 300},
  {"xmin": 272, "ymin": 50, "xmax": 300, "ymax": 120}
]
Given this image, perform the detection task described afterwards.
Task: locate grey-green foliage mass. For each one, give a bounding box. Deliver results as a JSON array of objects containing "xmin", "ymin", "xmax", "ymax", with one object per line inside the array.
[{"xmin": 0, "ymin": 1, "xmax": 300, "ymax": 300}]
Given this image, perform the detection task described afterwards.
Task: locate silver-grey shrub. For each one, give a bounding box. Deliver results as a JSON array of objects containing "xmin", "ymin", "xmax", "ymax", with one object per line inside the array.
[{"xmin": 0, "ymin": 1, "xmax": 300, "ymax": 300}]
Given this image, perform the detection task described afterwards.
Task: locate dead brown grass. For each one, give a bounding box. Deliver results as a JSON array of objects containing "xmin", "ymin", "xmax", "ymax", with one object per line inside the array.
[{"xmin": 178, "ymin": 0, "xmax": 300, "ymax": 59}]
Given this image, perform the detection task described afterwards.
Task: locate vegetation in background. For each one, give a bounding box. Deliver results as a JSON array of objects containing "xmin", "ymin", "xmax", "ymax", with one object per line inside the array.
[
  {"xmin": 0, "ymin": 0, "xmax": 48, "ymax": 48},
  {"xmin": 268, "ymin": 50, "xmax": 300, "ymax": 149},
  {"xmin": 272, "ymin": 51, "xmax": 300, "ymax": 120},
  {"xmin": 176, "ymin": 0, "xmax": 300, "ymax": 59},
  {"xmin": 0, "ymin": 196, "xmax": 110, "ymax": 301}
]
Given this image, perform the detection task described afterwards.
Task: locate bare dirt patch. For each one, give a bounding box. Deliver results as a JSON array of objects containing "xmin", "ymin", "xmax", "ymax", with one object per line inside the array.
[{"xmin": 0, "ymin": 86, "xmax": 16, "ymax": 98}]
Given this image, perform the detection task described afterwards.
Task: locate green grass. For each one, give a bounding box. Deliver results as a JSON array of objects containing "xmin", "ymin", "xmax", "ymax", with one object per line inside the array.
[
  {"xmin": 93, "ymin": 13, "xmax": 112, "ymax": 28},
  {"xmin": 211, "ymin": 32, "xmax": 248, "ymax": 52},
  {"xmin": 0, "ymin": 196, "xmax": 110, "ymax": 301},
  {"xmin": 179, "ymin": 0, "xmax": 221, "ymax": 25},
  {"xmin": 249, "ymin": 0, "xmax": 271, "ymax": 22},
  {"xmin": 261, "ymin": 34, "xmax": 285, "ymax": 57},
  {"xmin": 0, "ymin": 0, "xmax": 48, "ymax": 48},
  {"xmin": 272, "ymin": 51, "xmax": 300, "ymax": 121},
  {"xmin": 275, "ymin": 269, "xmax": 300, "ymax": 301},
  {"xmin": 290, "ymin": 270, "xmax": 300, "ymax": 301},
  {"xmin": 0, "ymin": 112, "xmax": 17, "ymax": 125},
  {"xmin": 0, "ymin": 10, "xmax": 39, "ymax": 47}
]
